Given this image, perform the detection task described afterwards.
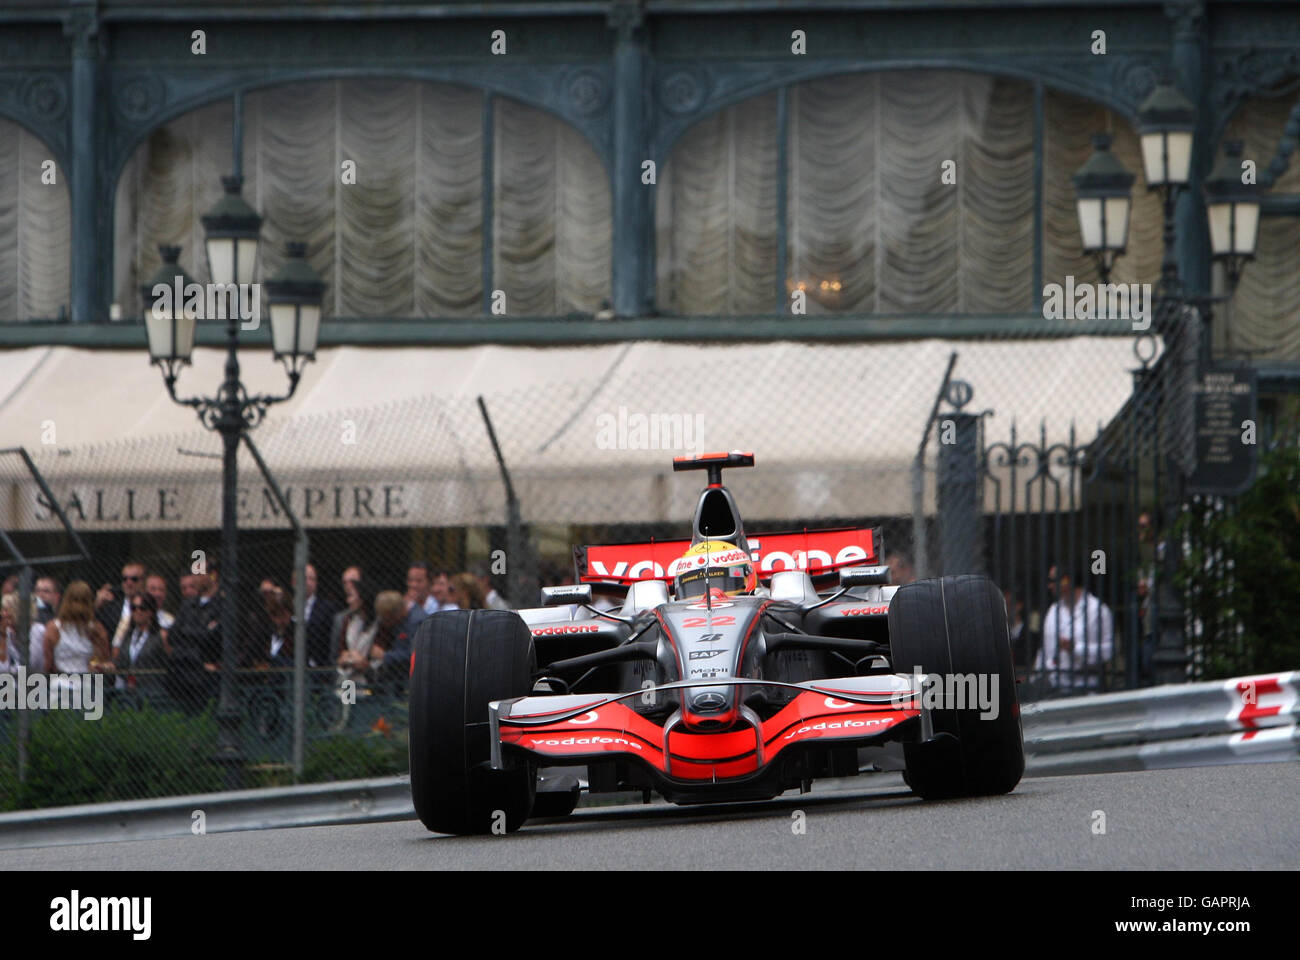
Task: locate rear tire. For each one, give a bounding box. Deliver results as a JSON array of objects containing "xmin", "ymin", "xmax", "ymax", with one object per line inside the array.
[
  {"xmin": 409, "ymin": 609, "xmax": 537, "ymax": 835},
  {"xmin": 888, "ymin": 575, "xmax": 1023, "ymax": 800}
]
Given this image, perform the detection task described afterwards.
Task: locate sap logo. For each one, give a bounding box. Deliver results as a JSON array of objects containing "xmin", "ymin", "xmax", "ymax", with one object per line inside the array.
[
  {"xmin": 840, "ymin": 605, "xmax": 889, "ymax": 616},
  {"xmin": 688, "ymin": 649, "xmax": 724, "ymax": 660},
  {"xmin": 530, "ymin": 624, "xmax": 600, "ymax": 636}
]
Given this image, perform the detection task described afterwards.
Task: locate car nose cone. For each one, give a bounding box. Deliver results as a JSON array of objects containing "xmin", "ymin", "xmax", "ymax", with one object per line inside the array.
[{"xmin": 691, "ymin": 692, "xmax": 728, "ymax": 713}]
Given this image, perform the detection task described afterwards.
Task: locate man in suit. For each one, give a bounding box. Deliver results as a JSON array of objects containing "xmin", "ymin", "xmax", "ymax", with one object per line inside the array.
[
  {"xmin": 94, "ymin": 560, "xmax": 147, "ymax": 656},
  {"xmin": 33, "ymin": 576, "xmax": 61, "ymax": 625},
  {"xmin": 256, "ymin": 592, "xmax": 296, "ymax": 669},
  {"xmin": 294, "ymin": 563, "xmax": 337, "ymax": 669},
  {"xmin": 401, "ymin": 563, "xmax": 433, "ymax": 634},
  {"xmin": 110, "ymin": 592, "xmax": 169, "ymax": 698},
  {"xmin": 167, "ymin": 560, "xmax": 223, "ymax": 712}
]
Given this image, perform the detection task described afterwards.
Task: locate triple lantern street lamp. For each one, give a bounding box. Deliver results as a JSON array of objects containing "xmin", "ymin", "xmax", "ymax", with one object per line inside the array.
[
  {"xmin": 141, "ymin": 174, "xmax": 325, "ymax": 790},
  {"xmin": 1071, "ymin": 82, "xmax": 1263, "ymax": 689},
  {"xmin": 1072, "ymin": 83, "xmax": 1261, "ymax": 297}
]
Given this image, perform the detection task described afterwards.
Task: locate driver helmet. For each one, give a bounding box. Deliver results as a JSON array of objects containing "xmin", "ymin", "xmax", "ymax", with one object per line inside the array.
[{"xmin": 672, "ymin": 539, "xmax": 758, "ymax": 599}]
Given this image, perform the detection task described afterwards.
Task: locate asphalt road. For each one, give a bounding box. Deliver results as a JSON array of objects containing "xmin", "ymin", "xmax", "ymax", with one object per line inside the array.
[{"xmin": 2, "ymin": 764, "xmax": 1296, "ymax": 870}]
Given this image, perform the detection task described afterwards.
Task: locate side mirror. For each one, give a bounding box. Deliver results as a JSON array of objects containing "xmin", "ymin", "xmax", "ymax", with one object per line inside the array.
[
  {"xmin": 838, "ymin": 565, "xmax": 891, "ymax": 588},
  {"xmin": 540, "ymin": 584, "xmax": 593, "ymax": 607}
]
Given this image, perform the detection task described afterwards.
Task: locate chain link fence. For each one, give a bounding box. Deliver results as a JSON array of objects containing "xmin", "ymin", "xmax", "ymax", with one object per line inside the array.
[{"xmin": 1, "ymin": 331, "xmax": 1275, "ymax": 809}]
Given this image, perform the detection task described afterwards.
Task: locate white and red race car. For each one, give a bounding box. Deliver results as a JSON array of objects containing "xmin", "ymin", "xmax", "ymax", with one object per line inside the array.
[{"xmin": 408, "ymin": 452, "xmax": 1023, "ymax": 835}]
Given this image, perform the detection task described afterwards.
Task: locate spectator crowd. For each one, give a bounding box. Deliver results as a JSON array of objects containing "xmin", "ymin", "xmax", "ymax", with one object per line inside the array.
[
  {"xmin": 0, "ymin": 558, "xmax": 514, "ymax": 711},
  {"xmin": 2, "ymin": 548, "xmax": 1125, "ymax": 705}
]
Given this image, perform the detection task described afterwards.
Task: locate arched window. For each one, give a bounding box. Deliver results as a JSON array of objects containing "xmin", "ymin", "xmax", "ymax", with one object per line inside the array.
[
  {"xmin": 0, "ymin": 118, "xmax": 70, "ymax": 320},
  {"xmin": 114, "ymin": 79, "xmax": 611, "ymax": 320},
  {"xmin": 656, "ymin": 71, "xmax": 1170, "ymax": 318}
]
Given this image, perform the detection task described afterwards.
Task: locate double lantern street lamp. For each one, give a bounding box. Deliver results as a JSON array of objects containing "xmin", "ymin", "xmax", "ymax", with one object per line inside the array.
[
  {"xmin": 141, "ymin": 175, "xmax": 325, "ymax": 789},
  {"xmin": 1071, "ymin": 82, "xmax": 1263, "ymax": 688},
  {"xmin": 1072, "ymin": 83, "xmax": 1261, "ymax": 312}
]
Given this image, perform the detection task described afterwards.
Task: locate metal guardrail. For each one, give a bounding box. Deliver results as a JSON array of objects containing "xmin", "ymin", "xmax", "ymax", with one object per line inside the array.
[
  {"xmin": 0, "ymin": 775, "xmax": 414, "ymax": 850},
  {"xmin": 1022, "ymin": 670, "xmax": 1299, "ymax": 775},
  {"xmin": 2, "ymin": 671, "xmax": 1294, "ymax": 849}
]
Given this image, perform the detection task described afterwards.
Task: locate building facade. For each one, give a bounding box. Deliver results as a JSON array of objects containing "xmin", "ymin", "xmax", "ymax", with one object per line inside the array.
[{"xmin": 0, "ymin": 0, "xmax": 1296, "ymax": 368}]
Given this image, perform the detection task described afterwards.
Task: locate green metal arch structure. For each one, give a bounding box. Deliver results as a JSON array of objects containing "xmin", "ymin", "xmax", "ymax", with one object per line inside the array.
[{"xmin": 0, "ymin": 0, "xmax": 1298, "ymax": 339}]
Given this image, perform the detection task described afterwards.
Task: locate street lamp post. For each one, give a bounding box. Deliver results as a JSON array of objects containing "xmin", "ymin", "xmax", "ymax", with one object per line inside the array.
[
  {"xmin": 1070, "ymin": 87, "xmax": 1265, "ymax": 691},
  {"xmin": 1137, "ymin": 82, "xmax": 1197, "ymax": 318},
  {"xmin": 1203, "ymin": 140, "xmax": 1261, "ymax": 289},
  {"xmin": 143, "ymin": 178, "xmax": 324, "ymax": 789},
  {"xmin": 1203, "ymin": 139, "xmax": 1262, "ymax": 362},
  {"xmin": 1136, "ymin": 81, "xmax": 1197, "ymax": 687},
  {"xmin": 1072, "ymin": 134, "xmax": 1135, "ymax": 283}
]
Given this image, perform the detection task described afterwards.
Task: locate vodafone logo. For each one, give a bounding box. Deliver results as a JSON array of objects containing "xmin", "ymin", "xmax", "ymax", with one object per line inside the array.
[
  {"xmin": 583, "ymin": 530, "xmax": 875, "ymax": 581},
  {"xmin": 841, "ymin": 606, "xmax": 889, "ymax": 616},
  {"xmin": 754, "ymin": 543, "xmax": 870, "ymax": 575},
  {"xmin": 824, "ymin": 697, "xmax": 855, "ymax": 709},
  {"xmin": 569, "ymin": 711, "xmax": 599, "ymax": 724},
  {"xmin": 782, "ymin": 717, "xmax": 887, "ymax": 740},
  {"xmin": 529, "ymin": 735, "xmax": 642, "ymax": 751},
  {"xmin": 667, "ymin": 550, "xmax": 748, "ymax": 576},
  {"xmin": 531, "ymin": 624, "xmax": 600, "ymax": 636}
]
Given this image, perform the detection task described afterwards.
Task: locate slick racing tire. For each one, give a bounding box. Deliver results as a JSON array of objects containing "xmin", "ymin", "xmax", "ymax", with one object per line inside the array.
[
  {"xmin": 888, "ymin": 575, "xmax": 1024, "ymax": 800},
  {"xmin": 409, "ymin": 609, "xmax": 537, "ymax": 835}
]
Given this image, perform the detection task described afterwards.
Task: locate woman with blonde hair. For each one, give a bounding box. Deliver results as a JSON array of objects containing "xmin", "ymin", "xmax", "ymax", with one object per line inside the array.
[
  {"xmin": 1, "ymin": 593, "xmax": 23, "ymax": 672},
  {"xmin": 43, "ymin": 581, "xmax": 111, "ymax": 684}
]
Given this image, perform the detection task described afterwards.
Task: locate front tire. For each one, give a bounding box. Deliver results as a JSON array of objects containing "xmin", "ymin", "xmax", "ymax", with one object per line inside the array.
[
  {"xmin": 409, "ymin": 609, "xmax": 537, "ymax": 835},
  {"xmin": 888, "ymin": 575, "xmax": 1024, "ymax": 800}
]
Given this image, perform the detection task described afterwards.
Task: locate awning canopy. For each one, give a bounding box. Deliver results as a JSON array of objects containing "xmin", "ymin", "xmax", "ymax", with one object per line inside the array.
[{"xmin": 0, "ymin": 337, "xmax": 1148, "ymax": 531}]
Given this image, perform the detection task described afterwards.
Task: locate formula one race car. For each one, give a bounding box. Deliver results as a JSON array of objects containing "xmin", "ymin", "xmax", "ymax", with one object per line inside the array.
[{"xmin": 408, "ymin": 451, "xmax": 1023, "ymax": 835}]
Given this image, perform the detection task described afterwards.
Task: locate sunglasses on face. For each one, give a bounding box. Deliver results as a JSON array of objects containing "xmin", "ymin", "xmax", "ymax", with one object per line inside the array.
[
  {"xmin": 132, "ymin": 604, "xmax": 148, "ymax": 611},
  {"xmin": 122, "ymin": 575, "xmax": 142, "ymax": 582}
]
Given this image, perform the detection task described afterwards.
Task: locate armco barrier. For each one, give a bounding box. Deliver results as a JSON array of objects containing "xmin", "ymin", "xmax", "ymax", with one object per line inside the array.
[
  {"xmin": 2, "ymin": 672, "xmax": 1294, "ymax": 849},
  {"xmin": 1022, "ymin": 670, "xmax": 1299, "ymax": 775},
  {"xmin": 0, "ymin": 776, "xmax": 414, "ymax": 850}
]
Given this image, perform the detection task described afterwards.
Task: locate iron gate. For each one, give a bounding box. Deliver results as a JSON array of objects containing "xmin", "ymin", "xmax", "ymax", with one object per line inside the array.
[{"xmin": 975, "ymin": 316, "xmax": 1224, "ymax": 699}]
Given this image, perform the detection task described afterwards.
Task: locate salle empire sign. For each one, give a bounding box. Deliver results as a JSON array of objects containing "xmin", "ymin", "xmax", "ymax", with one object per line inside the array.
[{"xmin": 31, "ymin": 481, "xmax": 412, "ymax": 531}]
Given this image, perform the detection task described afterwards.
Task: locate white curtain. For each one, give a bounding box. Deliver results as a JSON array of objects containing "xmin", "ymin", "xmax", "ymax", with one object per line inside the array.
[
  {"xmin": 658, "ymin": 73, "xmax": 1194, "ymax": 319},
  {"xmin": 494, "ymin": 97, "xmax": 613, "ymax": 315},
  {"xmin": 0, "ymin": 119, "xmax": 71, "ymax": 321},
  {"xmin": 2, "ymin": 72, "xmax": 1294, "ymax": 356},
  {"xmin": 113, "ymin": 80, "xmax": 610, "ymax": 319},
  {"xmin": 659, "ymin": 72, "xmax": 1039, "ymax": 315},
  {"xmin": 114, "ymin": 99, "xmax": 232, "ymax": 317},
  {"xmin": 656, "ymin": 92, "xmax": 779, "ymax": 314},
  {"xmin": 1225, "ymin": 95, "xmax": 1300, "ymax": 361},
  {"xmin": 1042, "ymin": 89, "xmax": 1164, "ymax": 295}
]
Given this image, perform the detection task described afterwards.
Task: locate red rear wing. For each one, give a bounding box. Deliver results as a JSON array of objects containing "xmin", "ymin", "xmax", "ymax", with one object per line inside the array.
[{"xmin": 575, "ymin": 528, "xmax": 879, "ymax": 584}]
